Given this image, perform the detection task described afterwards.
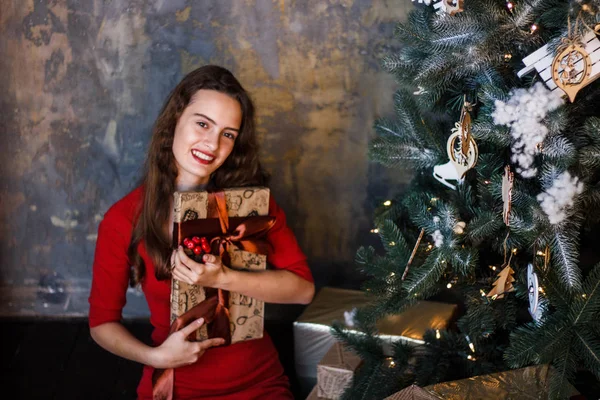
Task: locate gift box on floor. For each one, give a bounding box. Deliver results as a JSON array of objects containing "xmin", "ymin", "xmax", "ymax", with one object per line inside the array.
[
  {"xmin": 170, "ymin": 187, "xmax": 272, "ymax": 344},
  {"xmin": 306, "ymin": 386, "xmax": 325, "ymax": 399},
  {"xmin": 316, "ymin": 342, "xmax": 362, "ymax": 399},
  {"xmin": 385, "ymin": 365, "xmax": 580, "ymax": 400},
  {"xmin": 294, "ymin": 287, "xmax": 457, "ymax": 392}
]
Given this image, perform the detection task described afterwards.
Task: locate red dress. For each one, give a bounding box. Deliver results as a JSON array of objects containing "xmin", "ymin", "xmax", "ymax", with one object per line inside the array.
[{"xmin": 88, "ymin": 186, "xmax": 313, "ymax": 399}]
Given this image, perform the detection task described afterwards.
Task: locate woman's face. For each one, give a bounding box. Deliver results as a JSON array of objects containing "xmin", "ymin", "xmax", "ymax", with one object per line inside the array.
[{"xmin": 172, "ymin": 89, "xmax": 242, "ymax": 190}]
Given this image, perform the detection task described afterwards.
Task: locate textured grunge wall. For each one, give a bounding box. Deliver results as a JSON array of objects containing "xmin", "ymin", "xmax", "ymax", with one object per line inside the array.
[{"xmin": 0, "ymin": 0, "xmax": 411, "ymax": 318}]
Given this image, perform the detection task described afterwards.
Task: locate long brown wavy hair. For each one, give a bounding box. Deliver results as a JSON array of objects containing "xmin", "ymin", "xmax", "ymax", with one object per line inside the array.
[{"xmin": 128, "ymin": 65, "xmax": 269, "ymax": 286}]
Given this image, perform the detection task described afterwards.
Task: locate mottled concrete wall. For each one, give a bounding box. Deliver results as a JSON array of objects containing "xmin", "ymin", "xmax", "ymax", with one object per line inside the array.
[{"xmin": 0, "ymin": 0, "xmax": 411, "ymax": 318}]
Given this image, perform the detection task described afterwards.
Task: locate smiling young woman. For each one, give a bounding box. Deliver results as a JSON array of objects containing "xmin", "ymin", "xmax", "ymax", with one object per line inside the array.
[{"xmin": 88, "ymin": 65, "xmax": 315, "ymax": 399}]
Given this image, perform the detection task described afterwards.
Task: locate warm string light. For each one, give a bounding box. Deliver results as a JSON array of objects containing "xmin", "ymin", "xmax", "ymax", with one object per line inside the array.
[
  {"xmin": 370, "ymin": 228, "xmax": 379, "ymax": 234},
  {"xmin": 582, "ymin": 294, "xmax": 587, "ymax": 298},
  {"xmin": 383, "ymin": 200, "xmax": 392, "ymax": 206},
  {"xmin": 386, "ymin": 357, "xmax": 396, "ymax": 368},
  {"xmin": 446, "ymin": 283, "xmax": 453, "ymax": 289},
  {"xmin": 504, "ymin": 53, "xmax": 512, "ymax": 62},
  {"xmin": 490, "ymin": 265, "xmax": 497, "ymax": 271},
  {"xmin": 480, "ymin": 289, "xmax": 486, "ymax": 297},
  {"xmin": 436, "ymin": 329, "xmax": 441, "ymax": 339},
  {"xmin": 389, "ymin": 241, "xmax": 396, "ymax": 246},
  {"xmin": 530, "ymin": 24, "xmax": 538, "ymax": 34},
  {"xmin": 465, "ymin": 335, "xmax": 475, "ymax": 353}
]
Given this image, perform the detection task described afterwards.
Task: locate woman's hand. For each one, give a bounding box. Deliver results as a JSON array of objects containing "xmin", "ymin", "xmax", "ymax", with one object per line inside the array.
[
  {"xmin": 150, "ymin": 317, "xmax": 225, "ymax": 369},
  {"xmin": 171, "ymin": 246, "xmax": 228, "ymax": 288}
]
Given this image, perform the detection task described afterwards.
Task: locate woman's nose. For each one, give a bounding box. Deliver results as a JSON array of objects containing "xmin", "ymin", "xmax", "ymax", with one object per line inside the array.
[{"xmin": 203, "ymin": 131, "xmax": 219, "ymax": 151}]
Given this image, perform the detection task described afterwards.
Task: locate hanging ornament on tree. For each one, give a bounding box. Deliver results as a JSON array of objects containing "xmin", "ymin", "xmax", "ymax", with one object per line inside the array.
[
  {"xmin": 453, "ymin": 221, "xmax": 466, "ymax": 234},
  {"xmin": 517, "ymin": 20, "xmax": 600, "ymax": 102},
  {"xmin": 410, "ymin": 0, "xmax": 464, "ymax": 15},
  {"xmin": 502, "ymin": 165, "xmax": 514, "ymax": 226},
  {"xmin": 486, "ymin": 264, "xmax": 515, "ymax": 300},
  {"xmin": 551, "ymin": 16, "xmax": 598, "ymax": 102},
  {"xmin": 434, "ymin": 0, "xmax": 464, "ymax": 15},
  {"xmin": 526, "ymin": 263, "xmax": 547, "ymax": 322},
  {"xmin": 433, "ymin": 99, "xmax": 478, "ymax": 190}
]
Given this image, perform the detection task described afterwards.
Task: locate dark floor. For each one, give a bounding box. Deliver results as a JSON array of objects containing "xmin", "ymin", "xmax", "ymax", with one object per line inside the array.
[
  {"xmin": 3, "ymin": 318, "xmax": 599, "ymax": 399},
  {"xmin": 0, "ymin": 317, "xmax": 304, "ymax": 400}
]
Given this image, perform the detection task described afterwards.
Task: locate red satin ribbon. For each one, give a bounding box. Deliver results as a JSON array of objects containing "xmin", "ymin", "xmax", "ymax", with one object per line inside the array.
[{"xmin": 152, "ymin": 190, "xmax": 276, "ymax": 400}]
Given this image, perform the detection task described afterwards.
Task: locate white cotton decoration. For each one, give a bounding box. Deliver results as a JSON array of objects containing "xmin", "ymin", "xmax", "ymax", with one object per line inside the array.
[
  {"xmin": 537, "ymin": 171, "xmax": 584, "ymax": 224},
  {"xmin": 344, "ymin": 308, "xmax": 357, "ymax": 327},
  {"xmin": 432, "ymin": 230, "xmax": 444, "ymax": 247},
  {"xmin": 492, "ymin": 83, "xmax": 564, "ymax": 178}
]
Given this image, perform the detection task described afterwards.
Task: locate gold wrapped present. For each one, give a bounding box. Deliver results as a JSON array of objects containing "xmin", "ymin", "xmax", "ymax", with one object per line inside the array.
[
  {"xmin": 384, "ymin": 385, "xmax": 438, "ymax": 400},
  {"xmin": 386, "ymin": 365, "xmax": 580, "ymax": 400},
  {"xmin": 170, "ymin": 187, "xmax": 272, "ymax": 344},
  {"xmin": 306, "ymin": 386, "xmax": 326, "ymax": 399},
  {"xmin": 294, "ymin": 287, "xmax": 457, "ymax": 390},
  {"xmin": 316, "ymin": 342, "xmax": 362, "ymax": 399}
]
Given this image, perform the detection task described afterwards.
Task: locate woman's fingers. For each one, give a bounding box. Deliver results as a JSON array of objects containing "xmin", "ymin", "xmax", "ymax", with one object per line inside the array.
[
  {"xmin": 197, "ymin": 337, "xmax": 226, "ymax": 351},
  {"xmin": 178, "ymin": 317, "xmax": 205, "ymax": 338},
  {"xmin": 170, "ymin": 250, "xmax": 177, "ymax": 270},
  {"xmin": 172, "ymin": 268, "xmax": 192, "ymax": 284}
]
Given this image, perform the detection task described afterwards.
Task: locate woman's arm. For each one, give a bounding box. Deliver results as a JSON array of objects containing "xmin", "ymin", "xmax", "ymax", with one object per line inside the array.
[
  {"xmin": 172, "ymin": 248, "xmax": 315, "ymax": 304},
  {"xmin": 90, "ymin": 318, "xmax": 224, "ymax": 369},
  {"xmin": 221, "ymin": 268, "xmax": 314, "ymax": 304}
]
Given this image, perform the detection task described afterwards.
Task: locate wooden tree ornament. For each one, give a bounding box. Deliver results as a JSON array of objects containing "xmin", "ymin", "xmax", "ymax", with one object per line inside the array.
[
  {"xmin": 518, "ymin": 30, "xmax": 600, "ymax": 102},
  {"xmin": 486, "ymin": 264, "xmax": 516, "ymax": 300}
]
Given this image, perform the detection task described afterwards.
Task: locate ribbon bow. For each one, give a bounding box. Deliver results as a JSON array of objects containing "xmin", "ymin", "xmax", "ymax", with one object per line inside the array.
[{"xmin": 152, "ymin": 190, "xmax": 276, "ymax": 400}]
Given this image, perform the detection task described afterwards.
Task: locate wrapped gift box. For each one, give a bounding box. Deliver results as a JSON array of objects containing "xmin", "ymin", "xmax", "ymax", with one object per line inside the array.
[
  {"xmin": 306, "ymin": 386, "xmax": 326, "ymax": 399},
  {"xmin": 316, "ymin": 342, "xmax": 362, "ymax": 399},
  {"xmin": 385, "ymin": 365, "xmax": 580, "ymax": 399},
  {"xmin": 294, "ymin": 287, "xmax": 457, "ymax": 392},
  {"xmin": 170, "ymin": 187, "xmax": 271, "ymax": 344}
]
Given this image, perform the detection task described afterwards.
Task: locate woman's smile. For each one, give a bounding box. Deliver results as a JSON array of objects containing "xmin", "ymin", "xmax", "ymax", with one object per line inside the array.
[{"xmin": 191, "ymin": 149, "xmax": 215, "ymax": 164}]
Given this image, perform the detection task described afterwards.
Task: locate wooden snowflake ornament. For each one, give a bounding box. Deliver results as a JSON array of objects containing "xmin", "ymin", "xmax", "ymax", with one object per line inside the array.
[
  {"xmin": 518, "ymin": 30, "xmax": 600, "ymax": 102},
  {"xmin": 502, "ymin": 165, "xmax": 514, "ymax": 226}
]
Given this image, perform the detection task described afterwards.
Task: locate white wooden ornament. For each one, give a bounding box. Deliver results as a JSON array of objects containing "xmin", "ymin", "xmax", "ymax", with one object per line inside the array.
[
  {"xmin": 527, "ymin": 263, "xmax": 540, "ymax": 321},
  {"xmin": 435, "ymin": 0, "xmax": 464, "ymax": 15},
  {"xmin": 411, "ymin": 0, "xmax": 464, "ymax": 15},
  {"xmin": 517, "ymin": 30, "xmax": 600, "ymax": 102},
  {"xmin": 433, "ymin": 123, "xmax": 478, "ymax": 190}
]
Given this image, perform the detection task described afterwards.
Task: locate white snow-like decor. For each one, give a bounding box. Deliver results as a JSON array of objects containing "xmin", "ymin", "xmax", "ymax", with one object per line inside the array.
[
  {"xmin": 537, "ymin": 171, "xmax": 584, "ymax": 225},
  {"xmin": 492, "ymin": 83, "xmax": 564, "ymax": 178},
  {"xmin": 432, "ymin": 230, "xmax": 444, "ymax": 247}
]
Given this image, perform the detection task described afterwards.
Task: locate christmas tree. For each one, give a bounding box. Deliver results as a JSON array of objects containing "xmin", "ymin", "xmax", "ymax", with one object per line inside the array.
[{"xmin": 334, "ymin": 0, "xmax": 600, "ymax": 398}]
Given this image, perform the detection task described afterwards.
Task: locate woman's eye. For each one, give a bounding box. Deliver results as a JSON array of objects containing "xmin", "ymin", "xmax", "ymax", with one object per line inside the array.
[
  {"xmin": 223, "ymin": 132, "xmax": 236, "ymax": 140},
  {"xmin": 197, "ymin": 121, "xmax": 208, "ymax": 128}
]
